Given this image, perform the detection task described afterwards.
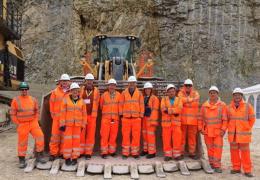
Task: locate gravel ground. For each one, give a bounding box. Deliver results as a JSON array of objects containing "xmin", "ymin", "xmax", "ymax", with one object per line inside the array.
[{"xmin": 0, "ymin": 128, "xmax": 259, "ymax": 180}]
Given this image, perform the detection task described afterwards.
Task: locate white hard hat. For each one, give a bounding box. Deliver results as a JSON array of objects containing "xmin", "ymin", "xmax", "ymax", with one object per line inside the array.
[
  {"xmin": 108, "ymin": 78, "xmax": 117, "ymax": 85},
  {"xmin": 233, "ymin": 87, "xmax": 243, "ymax": 95},
  {"xmin": 184, "ymin": 79, "xmax": 193, "ymax": 85},
  {"xmin": 128, "ymin": 76, "xmax": 137, "ymax": 82},
  {"xmin": 166, "ymin": 84, "xmax": 176, "ymax": 91},
  {"xmin": 209, "ymin": 86, "xmax": 219, "ymax": 93},
  {"xmin": 144, "ymin": 82, "xmax": 153, "ymax": 89},
  {"xmin": 70, "ymin": 83, "xmax": 80, "ymax": 90},
  {"xmin": 60, "ymin": 74, "xmax": 70, "ymax": 81},
  {"xmin": 85, "ymin": 73, "xmax": 95, "ymax": 80}
]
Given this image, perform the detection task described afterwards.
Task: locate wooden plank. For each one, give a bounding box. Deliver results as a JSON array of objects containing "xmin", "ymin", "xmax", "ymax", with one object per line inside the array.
[
  {"xmin": 155, "ymin": 161, "xmax": 166, "ymax": 178},
  {"xmin": 200, "ymin": 158, "xmax": 214, "ymax": 174},
  {"xmin": 130, "ymin": 163, "xmax": 139, "ymax": 179},
  {"xmin": 24, "ymin": 158, "xmax": 36, "ymax": 173},
  {"xmin": 104, "ymin": 163, "xmax": 112, "ymax": 179},
  {"xmin": 50, "ymin": 159, "xmax": 61, "ymax": 175},
  {"xmin": 76, "ymin": 160, "xmax": 86, "ymax": 177},
  {"xmin": 178, "ymin": 160, "xmax": 191, "ymax": 176}
]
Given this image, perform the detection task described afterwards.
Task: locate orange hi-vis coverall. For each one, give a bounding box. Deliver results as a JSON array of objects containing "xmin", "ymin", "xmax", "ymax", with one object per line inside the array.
[
  {"xmin": 161, "ymin": 96, "xmax": 183, "ymax": 158},
  {"xmin": 142, "ymin": 94, "xmax": 159, "ymax": 154},
  {"xmin": 199, "ymin": 100, "xmax": 227, "ymax": 168},
  {"xmin": 227, "ymin": 100, "xmax": 255, "ymax": 173},
  {"xmin": 10, "ymin": 95, "xmax": 44, "ymax": 157},
  {"xmin": 80, "ymin": 86, "xmax": 100, "ymax": 155},
  {"xmin": 120, "ymin": 88, "xmax": 144, "ymax": 156},
  {"xmin": 60, "ymin": 95, "xmax": 87, "ymax": 160},
  {"xmin": 178, "ymin": 87, "xmax": 200, "ymax": 155},
  {"xmin": 49, "ymin": 85, "xmax": 69, "ymax": 156},
  {"xmin": 100, "ymin": 91, "xmax": 121, "ymax": 155}
]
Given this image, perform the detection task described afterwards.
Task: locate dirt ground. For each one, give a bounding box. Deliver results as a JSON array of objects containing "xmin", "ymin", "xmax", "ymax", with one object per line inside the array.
[{"xmin": 0, "ymin": 128, "xmax": 259, "ymax": 180}]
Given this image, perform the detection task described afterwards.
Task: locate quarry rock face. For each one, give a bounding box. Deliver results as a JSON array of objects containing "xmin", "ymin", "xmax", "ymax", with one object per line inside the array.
[{"xmin": 22, "ymin": 0, "xmax": 260, "ymax": 89}]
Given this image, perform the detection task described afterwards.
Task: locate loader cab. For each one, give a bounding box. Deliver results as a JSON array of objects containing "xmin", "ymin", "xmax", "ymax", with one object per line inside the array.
[{"xmin": 92, "ymin": 35, "xmax": 141, "ymax": 80}]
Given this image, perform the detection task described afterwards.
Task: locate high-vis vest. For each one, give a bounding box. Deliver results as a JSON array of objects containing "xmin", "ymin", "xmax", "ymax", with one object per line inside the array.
[
  {"xmin": 227, "ymin": 100, "xmax": 255, "ymax": 143},
  {"xmin": 120, "ymin": 88, "xmax": 144, "ymax": 118},
  {"xmin": 100, "ymin": 91, "xmax": 121, "ymax": 120},
  {"xmin": 10, "ymin": 96, "xmax": 39, "ymax": 123},
  {"xmin": 60, "ymin": 96, "xmax": 87, "ymax": 127},
  {"xmin": 161, "ymin": 96, "xmax": 183, "ymax": 127},
  {"xmin": 199, "ymin": 100, "xmax": 228, "ymax": 137},
  {"xmin": 179, "ymin": 88, "xmax": 200, "ymax": 125}
]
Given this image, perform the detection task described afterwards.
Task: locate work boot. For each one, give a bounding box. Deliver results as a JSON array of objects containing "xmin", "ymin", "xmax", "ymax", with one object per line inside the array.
[
  {"xmin": 18, "ymin": 156, "xmax": 26, "ymax": 169},
  {"xmin": 174, "ymin": 155, "xmax": 184, "ymax": 161},
  {"xmin": 122, "ymin": 155, "xmax": 128, "ymax": 159},
  {"xmin": 110, "ymin": 153, "xmax": 117, "ymax": 157},
  {"xmin": 132, "ymin": 155, "xmax": 140, "ymax": 159},
  {"xmin": 189, "ymin": 154, "xmax": 198, "ymax": 160},
  {"xmin": 214, "ymin": 168, "xmax": 222, "ymax": 173},
  {"xmin": 36, "ymin": 152, "xmax": 47, "ymax": 164},
  {"xmin": 65, "ymin": 159, "xmax": 72, "ymax": 166},
  {"xmin": 230, "ymin": 169, "xmax": 241, "ymax": 174},
  {"xmin": 164, "ymin": 156, "xmax": 172, "ymax": 162},
  {"xmin": 102, "ymin": 154, "xmax": 108, "ymax": 159},
  {"xmin": 140, "ymin": 151, "xmax": 148, "ymax": 156},
  {"xmin": 49, "ymin": 155, "xmax": 57, "ymax": 161},
  {"xmin": 244, "ymin": 173, "xmax": 254, "ymax": 178},
  {"xmin": 71, "ymin": 159, "xmax": 77, "ymax": 166},
  {"xmin": 85, "ymin": 154, "xmax": 91, "ymax": 160},
  {"xmin": 146, "ymin": 153, "xmax": 156, "ymax": 159}
]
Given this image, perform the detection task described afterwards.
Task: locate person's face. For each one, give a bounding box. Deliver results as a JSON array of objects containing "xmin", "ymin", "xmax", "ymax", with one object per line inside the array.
[
  {"xmin": 167, "ymin": 88, "xmax": 176, "ymax": 98},
  {"xmin": 71, "ymin": 88, "xmax": 80, "ymax": 97},
  {"xmin": 185, "ymin": 84, "xmax": 192, "ymax": 93},
  {"xmin": 108, "ymin": 83, "xmax": 116, "ymax": 92},
  {"xmin": 60, "ymin": 80, "xmax": 70, "ymax": 89},
  {"xmin": 144, "ymin": 88, "xmax": 152, "ymax": 96},
  {"xmin": 209, "ymin": 90, "xmax": 219, "ymax": 102},
  {"xmin": 86, "ymin": 80, "xmax": 94, "ymax": 88},
  {"xmin": 128, "ymin": 82, "xmax": 136, "ymax": 89},
  {"xmin": 20, "ymin": 89, "xmax": 28, "ymax": 96},
  {"xmin": 233, "ymin": 93, "xmax": 243, "ymax": 103}
]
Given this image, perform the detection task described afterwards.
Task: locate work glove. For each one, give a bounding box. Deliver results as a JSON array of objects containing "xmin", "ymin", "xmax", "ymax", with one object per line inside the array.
[
  {"xmin": 144, "ymin": 107, "xmax": 152, "ymax": 117},
  {"xmin": 59, "ymin": 126, "xmax": 66, "ymax": 132}
]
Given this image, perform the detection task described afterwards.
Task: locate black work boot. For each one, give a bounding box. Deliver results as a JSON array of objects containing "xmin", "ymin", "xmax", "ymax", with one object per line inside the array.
[
  {"xmin": 140, "ymin": 151, "xmax": 148, "ymax": 156},
  {"xmin": 36, "ymin": 152, "xmax": 47, "ymax": 164},
  {"xmin": 230, "ymin": 169, "xmax": 241, "ymax": 174},
  {"xmin": 85, "ymin": 154, "xmax": 91, "ymax": 160},
  {"xmin": 189, "ymin": 154, "xmax": 198, "ymax": 160},
  {"xmin": 164, "ymin": 156, "xmax": 172, "ymax": 161},
  {"xmin": 244, "ymin": 172, "xmax": 254, "ymax": 178},
  {"xmin": 102, "ymin": 154, "xmax": 108, "ymax": 159},
  {"xmin": 146, "ymin": 153, "xmax": 156, "ymax": 159},
  {"xmin": 65, "ymin": 159, "xmax": 72, "ymax": 166},
  {"xmin": 71, "ymin": 159, "xmax": 77, "ymax": 166},
  {"xmin": 49, "ymin": 155, "xmax": 57, "ymax": 161},
  {"xmin": 110, "ymin": 153, "xmax": 117, "ymax": 157},
  {"xmin": 214, "ymin": 168, "xmax": 223, "ymax": 173},
  {"xmin": 122, "ymin": 155, "xmax": 128, "ymax": 159},
  {"xmin": 18, "ymin": 156, "xmax": 26, "ymax": 169},
  {"xmin": 174, "ymin": 155, "xmax": 184, "ymax": 161},
  {"xmin": 132, "ymin": 155, "xmax": 140, "ymax": 159}
]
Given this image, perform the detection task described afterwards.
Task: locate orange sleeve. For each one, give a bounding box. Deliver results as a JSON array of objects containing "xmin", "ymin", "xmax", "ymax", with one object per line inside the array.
[
  {"xmin": 248, "ymin": 104, "xmax": 256, "ymax": 128},
  {"xmin": 139, "ymin": 93, "xmax": 144, "ymax": 118},
  {"xmin": 119, "ymin": 92, "xmax": 124, "ymax": 116},
  {"xmin": 59, "ymin": 99, "xmax": 66, "ymax": 127},
  {"xmin": 33, "ymin": 98, "xmax": 39, "ymax": 121},
  {"xmin": 150, "ymin": 96, "xmax": 160, "ymax": 125},
  {"xmin": 49, "ymin": 90, "xmax": 56, "ymax": 118},
  {"xmin": 99, "ymin": 93, "xmax": 104, "ymax": 110},
  {"xmin": 198, "ymin": 106, "xmax": 204, "ymax": 131},
  {"xmin": 10, "ymin": 99, "xmax": 18, "ymax": 124},
  {"xmin": 160, "ymin": 97, "xmax": 167, "ymax": 112},
  {"xmin": 92, "ymin": 88, "xmax": 100, "ymax": 117},
  {"xmin": 221, "ymin": 103, "xmax": 228, "ymax": 131},
  {"xmin": 82, "ymin": 103, "xmax": 88, "ymax": 128}
]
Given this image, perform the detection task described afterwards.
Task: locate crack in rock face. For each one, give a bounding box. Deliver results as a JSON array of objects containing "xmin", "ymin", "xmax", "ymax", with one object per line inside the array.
[{"xmin": 22, "ymin": 0, "xmax": 260, "ymax": 89}]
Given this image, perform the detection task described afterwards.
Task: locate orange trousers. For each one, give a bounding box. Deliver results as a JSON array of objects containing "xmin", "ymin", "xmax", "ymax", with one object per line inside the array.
[
  {"xmin": 181, "ymin": 124, "xmax": 198, "ymax": 155},
  {"xmin": 162, "ymin": 125, "xmax": 182, "ymax": 158},
  {"xmin": 230, "ymin": 143, "xmax": 252, "ymax": 173},
  {"xmin": 204, "ymin": 135, "xmax": 223, "ymax": 168},
  {"xmin": 49, "ymin": 117, "xmax": 64, "ymax": 156},
  {"xmin": 63, "ymin": 126, "xmax": 81, "ymax": 160},
  {"xmin": 80, "ymin": 115, "xmax": 96, "ymax": 155},
  {"xmin": 122, "ymin": 117, "xmax": 141, "ymax": 156},
  {"xmin": 142, "ymin": 117, "xmax": 156, "ymax": 154},
  {"xmin": 17, "ymin": 121, "xmax": 44, "ymax": 157},
  {"xmin": 100, "ymin": 118, "xmax": 119, "ymax": 155}
]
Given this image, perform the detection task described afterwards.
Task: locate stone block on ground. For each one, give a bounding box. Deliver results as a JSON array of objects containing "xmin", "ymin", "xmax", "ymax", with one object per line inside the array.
[
  {"xmin": 112, "ymin": 165, "xmax": 129, "ymax": 175},
  {"xmin": 104, "ymin": 163, "xmax": 112, "ymax": 179},
  {"xmin": 130, "ymin": 162, "xmax": 139, "ymax": 179},
  {"xmin": 186, "ymin": 160, "xmax": 202, "ymax": 170},
  {"xmin": 61, "ymin": 162, "xmax": 77, "ymax": 172},
  {"xmin": 155, "ymin": 161, "xmax": 166, "ymax": 178},
  {"xmin": 76, "ymin": 160, "xmax": 86, "ymax": 177},
  {"xmin": 178, "ymin": 160, "xmax": 191, "ymax": 176},
  {"xmin": 163, "ymin": 162, "xmax": 178, "ymax": 172},
  {"xmin": 86, "ymin": 164, "xmax": 104, "ymax": 174},
  {"xmin": 49, "ymin": 159, "xmax": 61, "ymax": 175},
  {"xmin": 138, "ymin": 164, "xmax": 154, "ymax": 174},
  {"xmin": 36, "ymin": 161, "xmax": 52, "ymax": 170},
  {"xmin": 24, "ymin": 158, "xmax": 36, "ymax": 173}
]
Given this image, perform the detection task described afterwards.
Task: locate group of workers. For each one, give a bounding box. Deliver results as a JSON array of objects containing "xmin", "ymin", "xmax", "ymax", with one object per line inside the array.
[{"xmin": 10, "ymin": 73, "xmax": 255, "ymax": 177}]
